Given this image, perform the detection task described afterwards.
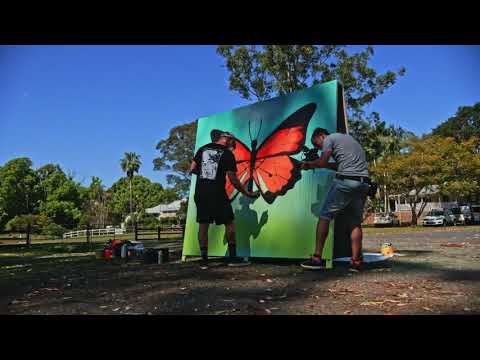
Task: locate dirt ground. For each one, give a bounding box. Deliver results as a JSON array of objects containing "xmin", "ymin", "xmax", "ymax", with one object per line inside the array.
[{"xmin": 1, "ymin": 226, "xmax": 479, "ymax": 315}]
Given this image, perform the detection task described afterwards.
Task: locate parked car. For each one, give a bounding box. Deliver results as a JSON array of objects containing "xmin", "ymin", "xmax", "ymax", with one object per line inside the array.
[
  {"xmin": 422, "ymin": 208, "xmax": 456, "ymax": 226},
  {"xmin": 471, "ymin": 205, "xmax": 480, "ymax": 224},
  {"xmin": 470, "ymin": 205, "xmax": 480, "ymax": 224},
  {"xmin": 450, "ymin": 207, "xmax": 466, "ymax": 225},
  {"xmin": 374, "ymin": 212, "xmax": 400, "ymax": 227},
  {"xmin": 459, "ymin": 205, "xmax": 473, "ymax": 224}
]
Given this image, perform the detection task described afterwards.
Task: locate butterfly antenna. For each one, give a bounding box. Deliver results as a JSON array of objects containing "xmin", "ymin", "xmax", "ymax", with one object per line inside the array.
[
  {"xmin": 257, "ymin": 118, "xmax": 263, "ymax": 140},
  {"xmin": 248, "ymin": 119, "xmax": 253, "ymax": 142}
]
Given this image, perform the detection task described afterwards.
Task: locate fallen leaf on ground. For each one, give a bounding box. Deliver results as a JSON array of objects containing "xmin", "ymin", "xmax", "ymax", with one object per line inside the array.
[
  {"xmin": 361, "ymin": 301, "xmax": 385, "ymax": 306},
  {"xmin": 438, "ymin": 291, "xmax": 464, "ymax": 296},
  {"xmin": 100, "ymin": 306, "xmax": 108, "ymax": 309},
  {"xmin": 266, "ymin": 279, "xmax": 273, "ymax": 283},
  {"xmin": 343, "ymin": 310, "xmax": 352, "ymax": 315},
  {"xmin": 396, "ymin": 303, "xmax": 408, "ymax": 307},
  {"xmin": 422, "ymin": 307, "xmax": 433, "ymax": 312},
  {"xmin": 113, "ymin": 308, "xmax": 120, "ymax": 312},
  {"xmin": 440, "ymin": 243, "xmax": 465, "ymax": 248},
  {"xmin": 397, "ymin": 293, "xmax": 408, "ymax": 298},
  {"xmin": 259, "ymin": 299, "xmax": 265, "ymax": 303},
  {"xmin": 383, "ymin": 299, "xmax": 402, "ymax": 304}
]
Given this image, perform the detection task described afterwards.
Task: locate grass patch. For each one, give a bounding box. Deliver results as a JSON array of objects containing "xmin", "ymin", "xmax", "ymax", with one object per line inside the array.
[{"xmin": 363, "ymin": 224, "xmax": 480, "ymax": 236}]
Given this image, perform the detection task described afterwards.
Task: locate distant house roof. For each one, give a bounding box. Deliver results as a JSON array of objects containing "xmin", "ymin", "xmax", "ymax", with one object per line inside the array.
[
  {"xmin": 146, "ymin": 199, "xmax": 187, "ymax": 214},
  {"xmin": 390, "ymin": 185, "xmax": 440, "ymax": 198},
  {"xmin": 408, "ymin": 185, "xmax": 439, "ymax": 197}
]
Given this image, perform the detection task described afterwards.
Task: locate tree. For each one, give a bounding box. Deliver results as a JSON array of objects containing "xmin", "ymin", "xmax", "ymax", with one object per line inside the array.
[
  {"xmin": 372, "ymin": 136, "xmax": 480, "ymax": 225},
  {"xmin": 120, "ymin": 152, "xmax": 142, "ymax": 217},
  {"xmin": 35, "ymin": 164, "xmax": 85, "ymax": 228},
  {"xmin": 432, "ymin": 102, "xmax": 480, "ymax": 142},
  {"xmin": 109, "ymin": 175, "xmax": 178, "ymax": 225},
  {"xmin": 360, "ymin": 114, "xmax": 416, "ymax": 212},
  {"xmin": 80, "ymin": 176, "xmax": 113, "ymax": 228},
  {"xmin": 153, "ymin": 121, "xmax": 197, "ymax": 196},
  {"xmin": 0, "ymin": 158, "xmax": 40, "ymax": 230},
  {"xmin": 372, "ymin": 138, "xmax": 440, "ymax": 225},
  {"xmin": 437, "ymin": 136, "xmax": 480, "ymax": 201},
  {"xmin": 216, "ymin": 45, "xmax": 405, "ymax": 122}
]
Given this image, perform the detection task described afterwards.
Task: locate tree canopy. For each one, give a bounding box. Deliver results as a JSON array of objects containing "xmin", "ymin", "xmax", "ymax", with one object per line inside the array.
[
  {"xmin": 431, "ymin": 102, "xmax": 480, "ymax": 142},
  {"xmin": 153, "ymin": 121, "xmax": 197, "ymax": 197}
]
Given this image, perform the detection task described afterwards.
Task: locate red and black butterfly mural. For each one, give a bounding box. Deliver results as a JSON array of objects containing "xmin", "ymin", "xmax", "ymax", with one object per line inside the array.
[{"xmin": 220, "ymin": 102, "xmax": 317, "ymax": 204}]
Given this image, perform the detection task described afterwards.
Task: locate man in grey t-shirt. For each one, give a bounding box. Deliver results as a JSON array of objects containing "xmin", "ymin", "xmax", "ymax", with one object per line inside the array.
[{"xmin": 299, "ymin": 128, "xmax": 370, "ymax": 270}]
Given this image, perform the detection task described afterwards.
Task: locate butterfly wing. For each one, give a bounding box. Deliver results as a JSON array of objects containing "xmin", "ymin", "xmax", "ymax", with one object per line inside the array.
[
  {"xmin": 225, "ymin": 137, "xmax": 252, "ymax": 201},
  {"xmin": 253, "ymin": 103, "xmax": 317, "ymax": 204}
]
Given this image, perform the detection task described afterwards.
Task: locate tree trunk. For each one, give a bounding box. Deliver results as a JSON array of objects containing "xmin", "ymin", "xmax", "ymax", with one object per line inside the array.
[
  {"xmin": 26, "ymin": 223, "xmax": 31, "ymax": 247},
  {"xmin": 129, "ymin": 178, "xmax": 133, "ymax": 216},
  {"xmin": 384, "ymin": 185, "xmax": 388, "ymax": 212},
  {"xmin": 410, "ymin": 201, "xmax": 417, "ymax": 226},
  {"xmin": 86, "ymin": 224, "xmax": 90, "ymax": 244}
]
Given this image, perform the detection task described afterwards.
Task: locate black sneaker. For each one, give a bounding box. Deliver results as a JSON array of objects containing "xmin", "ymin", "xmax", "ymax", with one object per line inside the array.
[
  {"xmin": 301, "ymin": 256, "xmax": 327, "ymax": 270},
  {"xmin": 199, "ymin": 257, "xmax": 209, "ymax": 268},
  {"xmin": 227, "ymin": 257, "xmax": 250, "ymax": 267}
]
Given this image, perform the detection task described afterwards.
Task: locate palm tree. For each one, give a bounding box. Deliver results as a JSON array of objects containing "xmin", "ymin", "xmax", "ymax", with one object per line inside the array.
[{"xmin": 120, "ymin": 152, "xmax": 142, "ymax": 217}]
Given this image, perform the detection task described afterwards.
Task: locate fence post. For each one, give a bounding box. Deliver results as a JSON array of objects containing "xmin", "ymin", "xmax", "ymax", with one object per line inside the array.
[
  {"xmin": 87, "ymin": 224, "xmax": 91, "ymax": 244},
  {"xmin": 158, "ymin": 226, "xmax": 161, "ymax": 242},
  {"xmin": 26, "ymin": 223, "xmax": 31, "ymax": 247},
  {"xmin": 134, "ymin": 222, "xmax": 138, "ymax": 241}
]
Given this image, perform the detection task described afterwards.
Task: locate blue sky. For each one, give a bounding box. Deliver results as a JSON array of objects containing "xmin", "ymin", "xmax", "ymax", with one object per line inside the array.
[{"xmin": 0, "ymin": 45, "xmax": 478, "ymax": 188}]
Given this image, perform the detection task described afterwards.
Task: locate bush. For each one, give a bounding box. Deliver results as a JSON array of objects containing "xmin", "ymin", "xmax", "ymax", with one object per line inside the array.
[
  {"xmin": 41, "ymin": 223, "xmax": 67, "ymax": 237},
  {"xmin": 139, "ymin": 213, "xmax": 161, "ymax": 228},
  {"xmin": 5, "ymin": 214, "xmax": 51, "ymax": 234}
]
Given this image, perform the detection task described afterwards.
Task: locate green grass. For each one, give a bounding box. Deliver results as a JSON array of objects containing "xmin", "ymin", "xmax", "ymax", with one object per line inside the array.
[
  {"xmin": 363, "ymin": 224, "xmax": 480, "ymax": 235},
  {"xmin": 0, "ymin": 232, "xmax": 182, "ymax": 246}
]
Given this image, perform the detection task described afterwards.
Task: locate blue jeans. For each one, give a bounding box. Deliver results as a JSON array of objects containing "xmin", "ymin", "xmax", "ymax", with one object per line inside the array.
[{"xmin": 319, "ymin": 178, "xmax": 369, "ymax": 226}]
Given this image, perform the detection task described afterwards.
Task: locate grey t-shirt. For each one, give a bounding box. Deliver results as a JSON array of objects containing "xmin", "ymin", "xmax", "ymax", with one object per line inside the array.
[{"xmin": 322, "ymin": 133, "xmax": 369, "ymax": 177}]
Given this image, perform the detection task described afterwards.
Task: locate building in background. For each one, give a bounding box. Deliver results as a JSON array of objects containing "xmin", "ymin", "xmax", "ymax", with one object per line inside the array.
[{"xmin": 146, "ymin": 199, "xmax": 187, "ymax": 219}]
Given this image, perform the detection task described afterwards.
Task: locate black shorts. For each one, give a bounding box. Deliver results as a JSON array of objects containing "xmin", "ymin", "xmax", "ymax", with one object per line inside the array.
[{"xmin": 194, "ymin": 195, "xmax": 234, "ymax": 225}]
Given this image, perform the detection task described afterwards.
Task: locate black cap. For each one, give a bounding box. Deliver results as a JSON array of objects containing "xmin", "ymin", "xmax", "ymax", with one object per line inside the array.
[{"xmin": 220, "ymin": 131, "xmax": 235, "ymax": 139}]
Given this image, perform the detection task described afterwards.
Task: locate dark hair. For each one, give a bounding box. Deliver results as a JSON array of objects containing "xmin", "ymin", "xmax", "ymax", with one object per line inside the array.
[
  {"xmin": 210, "ymin": 129, "xmax": 223, "ymax": 142},
  {"xmin": 312, "ymin": 128, "xmax": 330, "ymax": 138}
]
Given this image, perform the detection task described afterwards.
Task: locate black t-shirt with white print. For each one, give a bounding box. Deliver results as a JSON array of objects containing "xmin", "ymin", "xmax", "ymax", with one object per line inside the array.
[{"xmin": 193, "ymin": 143, "xmax": 237, "ymax": 201}]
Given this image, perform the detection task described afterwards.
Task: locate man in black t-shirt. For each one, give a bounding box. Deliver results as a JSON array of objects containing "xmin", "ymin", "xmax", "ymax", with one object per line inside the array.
[{"xmin": 190, "ymin": 131, "xmax": 259, "ymax": 266}]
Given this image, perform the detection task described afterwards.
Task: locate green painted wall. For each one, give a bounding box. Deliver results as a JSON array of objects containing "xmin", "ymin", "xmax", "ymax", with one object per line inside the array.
[{"xmin": 182, "ymin": 80, "xmax": 340, "ymax": 260}]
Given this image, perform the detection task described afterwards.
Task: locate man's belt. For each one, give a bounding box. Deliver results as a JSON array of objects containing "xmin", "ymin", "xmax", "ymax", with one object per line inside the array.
[{"xmin": 336, "ymin": 174, "xmax": 371, "ymax": 183}]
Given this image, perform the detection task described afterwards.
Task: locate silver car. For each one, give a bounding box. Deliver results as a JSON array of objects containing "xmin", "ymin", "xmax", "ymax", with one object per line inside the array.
[
  {"xmin": 422, "ymin": 208, "xmax": 456, "ymax": 226},
  {"xmin": 471, "ymin": 205, "xmax": 480, "ymax": 224},
  {"xmin": 450, "ymin": 207, "xmax": 466, "ymax": 225}
]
